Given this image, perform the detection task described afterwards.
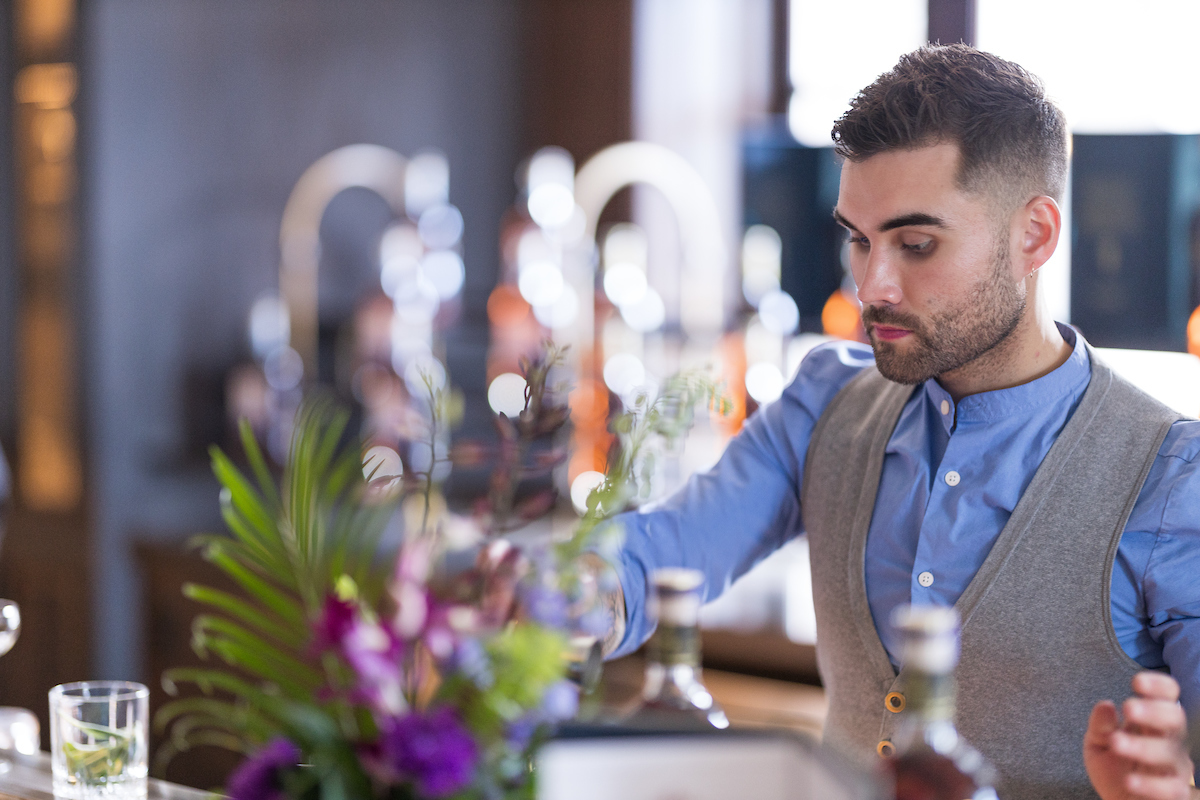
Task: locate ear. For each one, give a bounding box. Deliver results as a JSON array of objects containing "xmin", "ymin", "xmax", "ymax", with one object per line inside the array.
[{"xmin": 1018, "ymin": 195, "xmax": 1061, "ymax": 277}]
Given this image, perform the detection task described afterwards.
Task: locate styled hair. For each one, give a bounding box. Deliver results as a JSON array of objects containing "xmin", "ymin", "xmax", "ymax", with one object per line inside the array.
[{"xmin": 831, "ymin": 44, "xmax": 1068, "ymax": 209}]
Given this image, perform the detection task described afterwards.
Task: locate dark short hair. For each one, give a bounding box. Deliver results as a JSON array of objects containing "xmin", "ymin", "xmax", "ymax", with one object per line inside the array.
[{"xmin": 831, "ymin": 44, "xmax": 1068, "ymax": 209}]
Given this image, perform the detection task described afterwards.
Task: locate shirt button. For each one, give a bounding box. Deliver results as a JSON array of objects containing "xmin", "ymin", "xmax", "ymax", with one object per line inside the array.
[
  {"xmin": 945, "ymin": 470, "xmax": 961, "ymax": 486},
  {"xmin": 940, "ymin": 399, "xmax": 950, "ymax": 415},
  {"xmin": 918, "ymin": 571, "xmax": 934, "ymax": 587}
]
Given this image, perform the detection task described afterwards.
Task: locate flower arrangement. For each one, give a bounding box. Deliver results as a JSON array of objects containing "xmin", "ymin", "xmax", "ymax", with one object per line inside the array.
[{"xmin": 156, "ymin": 348, "xmax": 726, "ymax": 800}]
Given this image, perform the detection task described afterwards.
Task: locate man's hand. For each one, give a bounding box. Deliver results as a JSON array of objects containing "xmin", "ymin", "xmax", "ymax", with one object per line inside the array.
[{"xmin": 1085, "ymin": 671, "xmax": 1197, "ymax": 800}]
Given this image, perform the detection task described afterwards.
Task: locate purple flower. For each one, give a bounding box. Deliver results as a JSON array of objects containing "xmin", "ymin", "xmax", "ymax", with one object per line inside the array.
[
  {"xmin": 312, "ymin": 595, "xmax": 357, "ymax": 653},
  {"xmin": 540, "ymin": 680, "xmax": 579, "ymax": 722},
  {"xmin": 519, "ymin": 584, "xmax": 568, "ymax": 629},
  {"xmin": 228, "ymin": 738, "xmax": 301, "ymax": 800},
  {"xmin": 449, "ymin": 638, "xmax": 493, "ymax": 689},
  {"xmin": 380, "ymin": 708, "xmax": 477, "ymax": 798},
  {"xmin": 343, "ymin": 619, "xmax": 406, "ymax": 714},
  {"xmin": 505, "ymin": 715, "xmax": 539, "ymax": 751}
]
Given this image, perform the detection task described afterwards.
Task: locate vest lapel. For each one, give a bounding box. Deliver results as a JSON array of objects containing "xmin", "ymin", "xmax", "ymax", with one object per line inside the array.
[{"xmin": 952, "ymin": 362, "xmax": 1114, "ymax": 628}]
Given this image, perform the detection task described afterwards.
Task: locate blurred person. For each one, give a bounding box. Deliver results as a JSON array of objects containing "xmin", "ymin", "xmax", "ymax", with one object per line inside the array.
[{"xmin": 585, "ymin": 45, "xmax": 1199, "ymax": 800}]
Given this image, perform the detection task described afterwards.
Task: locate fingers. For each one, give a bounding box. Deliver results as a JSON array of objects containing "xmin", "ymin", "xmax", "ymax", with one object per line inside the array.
[
  {"xmin": 1111, "ymin": 729, "xmax": 1187, "ymax": 770},
  {"xmin": 1133, "ymin": 671, "xmax": 1182, "ymax": 703},
  {"xmin": 1125, "ymin": 771, "xmax": 1195, "ymax": 800},
  {"xmin": 1123, "ymin": 693, "xmax": 1188, "ymax": 737},
  {"xmin": 1086, "ymin": 699, "xmax": 1120, "ymax": 747}
]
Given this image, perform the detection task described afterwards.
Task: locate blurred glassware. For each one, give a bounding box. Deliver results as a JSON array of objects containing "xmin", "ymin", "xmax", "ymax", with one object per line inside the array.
[
  {"xmin": 0, "ymin": 600, "xmax": 38, "ymax": 767},
  {"xmin": 0, "ymin": 600, "xmax": 19, "ymax": 658}
]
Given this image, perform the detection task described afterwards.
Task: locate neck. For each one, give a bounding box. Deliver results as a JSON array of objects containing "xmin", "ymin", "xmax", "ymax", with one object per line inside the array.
[{"xmin": 936, "ymin": 278, "xmax": 1070, "ymax": 402}]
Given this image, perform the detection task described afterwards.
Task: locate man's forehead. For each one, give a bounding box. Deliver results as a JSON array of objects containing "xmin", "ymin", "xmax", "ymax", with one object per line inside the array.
[{"xmin": 835, "ymin": 144, "xmax": 978, "ymax": 231}]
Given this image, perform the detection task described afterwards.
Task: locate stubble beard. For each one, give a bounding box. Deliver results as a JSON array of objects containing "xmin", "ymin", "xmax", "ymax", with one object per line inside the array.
[{"xmin": 863, "ymin": 241, "xmax": 1026, "ymax": 386}]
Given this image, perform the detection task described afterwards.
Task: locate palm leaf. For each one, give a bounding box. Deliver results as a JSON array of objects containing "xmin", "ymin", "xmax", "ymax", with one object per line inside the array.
[
  {"xmin": 182, "ymin": 584, "xmax": 305, "ymax": 648},
  {"xmin": 190, "ymin": 616, "xmax": 323, "ymax": 689},
  {"xmin": 159, "ymin": 397, "xmax": 400, "ymax": 773}
]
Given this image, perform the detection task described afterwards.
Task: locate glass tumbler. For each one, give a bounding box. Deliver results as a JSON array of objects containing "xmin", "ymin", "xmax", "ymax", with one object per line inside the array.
[{"xmin": 49, "ymin": 681, "xmax": 149, "ymax": 799}]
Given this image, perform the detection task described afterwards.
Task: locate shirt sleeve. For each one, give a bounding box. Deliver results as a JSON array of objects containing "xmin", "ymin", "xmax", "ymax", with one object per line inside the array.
[
  {"xmin": 608, "ymin": 341, "xmax": 873, "ymax": 658},
  {"xmin": 1140, "ymin": 420, "xmax": 1200, "ymax": 722}
]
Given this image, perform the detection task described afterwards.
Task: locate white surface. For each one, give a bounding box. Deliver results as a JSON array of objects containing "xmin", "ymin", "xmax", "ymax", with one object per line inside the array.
[
  {"xmin": 537, "ymin": 736, "xmax": 860, "ymax": 800},
  {"xmin": 1094, "ymin": 347, "xmax": 1200, "ymax": 419}
]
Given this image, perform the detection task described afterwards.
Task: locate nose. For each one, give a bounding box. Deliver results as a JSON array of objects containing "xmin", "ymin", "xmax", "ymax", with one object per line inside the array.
[{"xmin": 854, "ymin": 248, "xmax": 902, "ymax": 307}]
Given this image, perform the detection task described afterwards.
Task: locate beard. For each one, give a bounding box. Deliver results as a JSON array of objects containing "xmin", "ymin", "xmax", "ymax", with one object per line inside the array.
[{"xmin": 862, "ymin": 241, "xmax": 1026, "ymax": 385}]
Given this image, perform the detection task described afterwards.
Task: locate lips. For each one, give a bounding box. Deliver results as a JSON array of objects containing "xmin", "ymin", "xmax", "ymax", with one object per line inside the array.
[{"xmin": 871, "ymin": 324, "xmax": 911, "ymax": 342}]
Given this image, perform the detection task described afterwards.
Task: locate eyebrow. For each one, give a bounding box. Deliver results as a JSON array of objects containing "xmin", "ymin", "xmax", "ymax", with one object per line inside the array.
[{"xmin": 832, "ymin": 208, "xmax": 948, "ymax": 233}]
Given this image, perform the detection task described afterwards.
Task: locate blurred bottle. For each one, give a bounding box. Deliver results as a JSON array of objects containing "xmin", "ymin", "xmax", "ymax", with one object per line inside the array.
[
  {"xmin": 626, "ymin": 568, "xmax": 729, "ymax": 730},
  {"xmin": 885, "ymin": 606, "xmax": 997, "ymax": 800}
]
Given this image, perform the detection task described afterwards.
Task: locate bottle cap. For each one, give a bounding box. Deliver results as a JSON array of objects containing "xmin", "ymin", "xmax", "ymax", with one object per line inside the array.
[
  {"xmin": 892, "ymin": 604, "xmax": 960, "ymax": 674},
  {"xmin": 650, "ymin": 568, "xmax": 704, "ymax": 626}
]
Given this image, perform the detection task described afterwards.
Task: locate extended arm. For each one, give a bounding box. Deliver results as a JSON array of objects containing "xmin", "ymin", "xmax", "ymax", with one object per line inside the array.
[{"xmin": 601, "ymin": 342, "xmax": 872, "ymax": 658}]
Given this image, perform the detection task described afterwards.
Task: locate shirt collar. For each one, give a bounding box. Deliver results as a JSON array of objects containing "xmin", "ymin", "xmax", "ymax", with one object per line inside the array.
[{"xmin": 924, "ymin": 323, "xmax": 1090, "ymax": 427}]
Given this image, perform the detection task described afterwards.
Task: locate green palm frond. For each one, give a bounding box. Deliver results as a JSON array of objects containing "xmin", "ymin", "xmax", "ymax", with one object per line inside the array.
[{"xmin": 158, "ymin": 396, "xmax": 399, "ymax": 769}]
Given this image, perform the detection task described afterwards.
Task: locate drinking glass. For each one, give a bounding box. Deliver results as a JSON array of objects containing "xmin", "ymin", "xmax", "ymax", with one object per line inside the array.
[
  {"xmin": 0, "ymin": 600, "xmax": 39, "ymax": 772},
  {"xmin": 49, "ymin": 681, "xmax": 149, "ymax": 799}
]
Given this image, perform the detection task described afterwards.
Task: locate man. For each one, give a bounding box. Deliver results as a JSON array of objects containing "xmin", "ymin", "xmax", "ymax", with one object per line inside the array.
[{"xmin": 586, "ymin": 45, "xmax": 1199, "ymax": 800}]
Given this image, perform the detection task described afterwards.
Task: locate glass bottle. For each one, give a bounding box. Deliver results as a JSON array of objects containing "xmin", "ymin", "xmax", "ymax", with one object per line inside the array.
[
  {"xmin": 885, "ymin": 606, "xmax": 998, "ymax": 800},
  {"xmin": 626, "ymin": 568, "xmax": 729, "ymax": 730}
]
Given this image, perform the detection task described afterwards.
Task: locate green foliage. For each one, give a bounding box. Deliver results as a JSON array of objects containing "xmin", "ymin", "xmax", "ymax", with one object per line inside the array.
[
  {"xmin": 155, "ymin": 397, "xmax": 397, "ymax": 775},
  {"xmin": 559, "ymin": 370, "xmax": 729, "ymax": 563}
]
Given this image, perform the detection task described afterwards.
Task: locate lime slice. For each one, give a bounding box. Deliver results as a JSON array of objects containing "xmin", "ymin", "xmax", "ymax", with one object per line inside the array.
[{"xmin": 60, "ymin": 733, "xmax": 132, "ymax": 785}]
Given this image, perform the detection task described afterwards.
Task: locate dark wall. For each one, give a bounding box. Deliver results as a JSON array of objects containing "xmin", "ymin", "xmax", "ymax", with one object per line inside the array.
[
  {"xmin": 80, "ymin": 0, "xmax": 523, "ymax": 679},
  {"xmin": 0, "ymin": 0, "xmax": 13, "ymax": 451}
]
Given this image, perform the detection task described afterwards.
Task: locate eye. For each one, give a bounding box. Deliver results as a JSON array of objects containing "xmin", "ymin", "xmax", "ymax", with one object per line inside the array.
[
  {"xmin": 901, "ymin": 239, "xmax": 934, "ymax": 254},
  {"xmin": 846, "ymin": 233, "xmax": 870, "ymax": 249}
]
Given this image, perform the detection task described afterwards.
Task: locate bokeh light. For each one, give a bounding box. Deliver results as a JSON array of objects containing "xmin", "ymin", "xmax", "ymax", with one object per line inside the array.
[
  {"xmin": 362, "ymin": 444, "xmax": 404, "ymax": 481},
  {"xmin": 263, "ymin": 346, "xmax": 304, "ymax": 391},
  {"xmin": 403, "ymin": 354, "xmax": 447, "ymax": 398},
  {"xmin": 744, "ymin": 362, "xmax": 785, "ymax": 404},
  {"xmin": 603, "ymin": 262, "xmax": 648, "ymax": 307},
  {"xmin": 757, "ymin": 289, "xmax": 800, "ymax": 335},
  {"xmin": 619, "ymin": 286, "xmax": 666, "ymax": 333},
  {"xmin": 248, "ymin": 293, "xmax": 291, "ymax": 360},
  {"xmin": 488, "ymin": 372, "xmax": 527, "ymax": 417},
  {"xmin": 741, "ymin": 225, "xmax": 782, "ymax": 308},
  {"xmin": 420, "ymin": 250, "xmax": 465, "ymax": 299},
  {"xmin": 570, "ymin": 470, "xmax": 606, "ymax": 515},
  {"xmin": 533, "ymin": 283, "xmax": 580, "ymax": 330},
  {"xmin": 518, "ymin": 260, "xmax": 564, "ymax": 307},
  {"xmin": 405, "ymin": 150, "xmax": 450, "ymax": 219},
  {"xmin": 603, "ymin": 353, "xmax": 646, "ymax": 397},
  {"xmin": 527, "ymin": 147, "xmax": 576, "ymax": 229},
  {"xmin": 417, "ymin": 203, "xmax": 464, "ymax": 250},
  {"xmin": 822, "ymin": 289, "xmax": 861, "ymax": 341},
  {"xmin": 487, "ymin": 284, "xmax": 532, "ymax": 326}
]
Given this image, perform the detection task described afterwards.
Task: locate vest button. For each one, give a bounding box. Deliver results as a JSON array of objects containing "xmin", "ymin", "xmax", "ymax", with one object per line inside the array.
[
  {"xmin": 877, "ymin": 739, "xmax": 895, "ymax": 757},
  {"xmin": 885, "ymin": 691, "xmax": 906, "ymax": 712}
]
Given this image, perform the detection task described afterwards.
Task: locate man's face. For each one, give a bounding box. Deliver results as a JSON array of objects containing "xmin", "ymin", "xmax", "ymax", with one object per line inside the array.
[{"xmin": 833, "ymin": 143, "xmax": 1027, "ymax": 385}]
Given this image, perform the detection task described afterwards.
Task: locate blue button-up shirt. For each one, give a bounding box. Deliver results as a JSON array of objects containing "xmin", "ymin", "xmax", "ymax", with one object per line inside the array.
[{"xmin": 613, "ymin": 326, "xmax": 1200, "ymax": 717}]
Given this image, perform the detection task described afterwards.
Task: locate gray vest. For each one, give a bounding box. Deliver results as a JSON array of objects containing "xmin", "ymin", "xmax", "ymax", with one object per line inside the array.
[{"xmin": 802, "ymin": 353, "xmax": 1181, "ymax": 800}]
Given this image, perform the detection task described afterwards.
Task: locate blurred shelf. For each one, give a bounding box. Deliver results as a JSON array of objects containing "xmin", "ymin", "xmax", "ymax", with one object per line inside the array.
[
  {"xmin": 702, "ymin": 628, "xmax": 821, "ymax": 685},
  {"xmin": 601, "ymin": 654, "xmax": 827, "ymax": 740}
]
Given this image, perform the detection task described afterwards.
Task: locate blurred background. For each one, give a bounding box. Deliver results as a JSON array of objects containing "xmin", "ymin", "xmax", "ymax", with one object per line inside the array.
[{"xmin": 2, "ymin": 0, "xmax": 1200, "ymax": 781}]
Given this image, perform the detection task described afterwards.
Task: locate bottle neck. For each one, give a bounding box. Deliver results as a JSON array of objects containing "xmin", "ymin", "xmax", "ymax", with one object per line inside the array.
[
  {"xmin": 647, "ymin": 622, "xmax": 700, "ymax": 668},
  {"xmin": 895, "ymin": 669, "xmax": 958, "ymax": 751}
]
